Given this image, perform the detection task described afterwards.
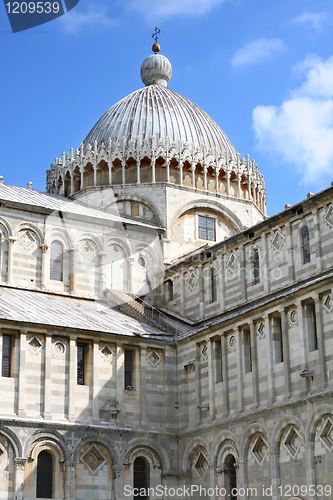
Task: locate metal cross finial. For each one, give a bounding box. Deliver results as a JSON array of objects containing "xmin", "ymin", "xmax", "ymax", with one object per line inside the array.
[{"xmin": 152, "ymin": 27, "xmax": 161, "ymax": 43}]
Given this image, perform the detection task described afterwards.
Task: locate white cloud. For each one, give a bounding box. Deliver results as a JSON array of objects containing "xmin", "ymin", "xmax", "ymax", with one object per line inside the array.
[
  {"xmin": 253, "ymin": 55, "xmax": 333, "ymax": 186},
  {"xmin": 293, "ymin": 55, "xmax": 333, "ymax": 98},
  {"xmin": 60, "ymin": 5, "xmax": 117, "ymax": 34},
  {"xmin": 125, "ymin": 0, "xmax": 225, "ymax": 19},
  {"xmin": 289, "ymin": 11, "xmax": 330, "ymax": 30},
  {"xmin": 231, "ymin": 38, "xmax": 285, "ymax": 68}
]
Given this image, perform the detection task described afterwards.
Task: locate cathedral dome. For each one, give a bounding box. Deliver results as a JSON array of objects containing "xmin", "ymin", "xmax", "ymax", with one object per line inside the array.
[{"xmin": 83, "ymin": 53, "xmax": 236, "ymax": 158}]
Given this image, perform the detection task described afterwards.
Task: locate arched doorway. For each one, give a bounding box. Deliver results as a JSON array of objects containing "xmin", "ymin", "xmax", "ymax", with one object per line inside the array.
[
  {"xmin": 224, "ymin": 454, "xmax": 237, "ymax": 500},
  {"xmin": 133, "ymin": 456, "xmax": 149, "ymax": 499}
]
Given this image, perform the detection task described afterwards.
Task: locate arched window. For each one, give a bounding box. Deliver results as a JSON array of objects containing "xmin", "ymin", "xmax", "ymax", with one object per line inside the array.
[
  {"xmin": 50, "ymin": 241, "xmax": 63, "ymax": 281},
  {"xmin": 133, "ymin": 457, "xmax": 149, "ymax": 499},
  {"xmin": 302, "ymin": 226, "xmax": 310, "ymax": 264},
  {"xmin": 36, "ymin": 450, "xmax": 53, "ymax": 498}
]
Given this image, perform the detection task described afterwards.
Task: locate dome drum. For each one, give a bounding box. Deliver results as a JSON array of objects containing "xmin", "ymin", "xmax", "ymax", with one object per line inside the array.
[{"xmin": 46, "ymin": 138, "xmax": 266, "ymax": 215}]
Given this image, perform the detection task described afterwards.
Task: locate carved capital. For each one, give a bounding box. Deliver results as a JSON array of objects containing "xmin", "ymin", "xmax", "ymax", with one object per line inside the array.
[
  {"xmin": 14, "ymin": 458, "xmax": 27, "ymax": 470},
  {"xmin": 112, "ymin": 464, "xmax": 124, "ymax": 480},
  {"xmin": 216, "ymin": 466, "xmax": 226, "ymax": 476}
]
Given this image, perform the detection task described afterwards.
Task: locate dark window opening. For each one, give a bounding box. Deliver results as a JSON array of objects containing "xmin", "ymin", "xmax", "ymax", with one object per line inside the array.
[
  {"xmin": 211, "ymin": 268, "xmax": 217, "ymax": 303},
  {"xmin": 124, "ymin": 350, "xmax": 133, "ymax": 389},
  {"xmin": 215, "ymin": 340, "xmax": 223, "ymax": 383},
  {"xmin": 50, "ymin": 241, "xmax": 63, "ymax": 281},
  {"xmin": 253, "ymin": 249, "xmax": 260, "ymax": 284},
  {"xmin": 198, "ymin": 215, "xmax": 216, "ymax": 241},
  {"xmin": 244, "ymin": 329, "xmax": 252, "ymax": 373},
  {"xmin": 2, "ymin": 334, "xmax": 12, "ymax": 378},
  {"xmin": 297, "ymin": 207, "xmax": 303, "ymax": 215},
  {"xmin": 272, "ymin": 316, "xmax": 283, "ymax": 364},
  {"xmin": 77, "ymin": 344, "xmax": 85, "ymax": 385},
  {"xmin": 36, "ymin": 450, "xmax": 53, "ymax": 499},
  {"xmin": 302, "ymin": 226, "xmax": 310, "ymax": 264},
  {"xmin": 133, "ymin": 457, "xmax": 149, "ymax": 499},
  {"xmin": 306, "ymin": 303, "xmax": 318, "ymax": 352}
]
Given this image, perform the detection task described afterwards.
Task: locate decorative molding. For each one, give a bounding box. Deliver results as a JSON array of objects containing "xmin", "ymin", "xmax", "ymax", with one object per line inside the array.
[
  {"xmin": 79, "ymin": 240, "xmax": 96, "ymax": 259},
  {"xmin": 193, "ymin": 451, "xmax": 209, "ymax": 479},
  {"xmin": 226, "ymin": 253, "xmax": 238, "ymax": 273},
  {"xmin": 99, "ymin": 344, "xmax": 113, "ymax": 363},
  {"xmin": 27, "ymin": 336, "xmax": 43, "ymax": 355},
  {"xmin": 227, "ymin": 333, "xmax": 236, "ymax": 352},
  {"xmin": 283, "ymin": 426, "xmax": 303, "ymax": 459},
  {"xmin": 201, "ymin": 343, "xmax": 208, "ymax": 360},
  {"xmin": 251, "ymin": 435, "xmax": 269, "ymax": 467},
  {"xmin": 256, "ymin": 322, "xmax": 265, "ymax": 340},
  {"xmin": 147, "ymin": 349, "xmax": 162, "ymax": 368},
  {"xmin": 271, "ymin": 230, "xmax": 285, "ymax": 252},
  {"xmin": 318, "ymin": 416, "xmax": 333, "ymax": 452},
  {"xmin": 323, "ymin": 294, "xmax": 332, "ymax": 313},
  {"xmin": 80, "ymin": 444, "xmax": 107, "ymax": 474},
  {"xmin": 324, "ymin": 205, "xmax": 333, "ymax": 227},
  {"xmin": 52, "ymin": 338, "xmax": 68, "ymax": 359},
  {"xmin": 288, "ymin": 309, "xmax": 299, "ymax": 327},
  {"xmin": 187, "ymin": 268, "xmax": 198, "ymax": 291},
  {"xmin": 18, "ymin": 230, "xmax": 36, "ymax": 250}
]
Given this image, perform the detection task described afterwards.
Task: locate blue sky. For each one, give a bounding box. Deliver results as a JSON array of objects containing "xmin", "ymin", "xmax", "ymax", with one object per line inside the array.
[{"xmin": 1, "ymin": 0, "xmax": 333, "ymax": 216}]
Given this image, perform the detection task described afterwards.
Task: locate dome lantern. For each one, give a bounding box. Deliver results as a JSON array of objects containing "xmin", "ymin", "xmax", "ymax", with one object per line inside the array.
[{"xmin": 140, "ymin": 53, "xmax": 172, "ymax": 87}]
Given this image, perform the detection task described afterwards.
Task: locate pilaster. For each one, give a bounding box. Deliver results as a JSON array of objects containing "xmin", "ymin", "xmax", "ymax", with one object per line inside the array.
[
  {"xmin": 99, "ymin": 252, "xmax": 106, "ymax": 295},
  {"xmin": 221, "ymin": 334, "xmax": 229, "ymax": 417},
  {"xmin": 140, "ymin": 346, "xmax": 147, "ymax": 427},
  {"xmin": 69, "ymin": 249, "xmax": 77, "ymax": 294},
  {"xmin": 6, "ymin": 237, "xmax": 15, "ymax": 284},
  {"xmin": 266, "ymin": 316, "xmax": 275, "ymax": 405},
  {"xmin": 17, "ymin": 330, "xmax": 27, "ymax": 418},
  {"xmin": 216, "ymin": 467, "xmax": 226, "ymax": 500},
  {"xmin": 304, "ymin": 441, "xmax": 317, "ymax": 500},
  {"xmin": 280, "ymin": 308, "xmax": 292, "ymax": 400},
  {"xmin": 43, "ymin": 333, "xmax": 52, "ymax": 419},
  {"xmin": 65, "ymin": 461, "xmax": 76, "ymax": 500},
  {"xmin": 40, "ymin": 243, "xmax": 49, "ymax": 289},
  {"xmin": 236, "ymin": 328, "xmax": 244, "ymax": 413},
  {"xmin": 237, "ymin": 458, "xmax": 247, "ymax": 500},
  {"xmin": 207, "ymin": 339, "xmax": 215, "ymax": 421},
  {"xmin": 68, "ymin": 336, "xmax": 76, "ymax": 421},
  {"xmin": 250, "ymin": 321, "xmax": 259, "ymax": 409},
  {"xmin": 115, "ymin": 343, "xmax": 124, "ymax": 422},
  {"xmin": 315, "ymin": 294, "xmax": 328, "ymax": 388},
  {"xmin": 14, "ymin": 458, "xmax": 27, "ymax": 500},
  {"xmin": 112, "ymin": 465, "xmax": 125, "ymax": 500},
  {"xmin": 269, "ymin": 450, "xmax": 280, "ymax": 500},
  {"xmin": 92, "ymin": 338, "xmax": 100, "ymax": 423}
]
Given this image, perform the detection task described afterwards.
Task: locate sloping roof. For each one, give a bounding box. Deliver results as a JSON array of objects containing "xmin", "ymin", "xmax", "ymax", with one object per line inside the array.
[
  {"xmin": 0, "ymin": 183, "xmax": 161, "ymax": 229},
  {"xmin": 0, "ymin": 286, "xmax": 170, "ymax": 339},
  {"xmin": 83, "ymin": 85, "xmax": 236, "ymax": 158}
]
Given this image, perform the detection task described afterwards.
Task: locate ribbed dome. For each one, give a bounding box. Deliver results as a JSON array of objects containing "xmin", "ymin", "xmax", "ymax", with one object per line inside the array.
[{"xmin": 83, "ymin": 85, "xmax": 236, "ymax": 158}]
